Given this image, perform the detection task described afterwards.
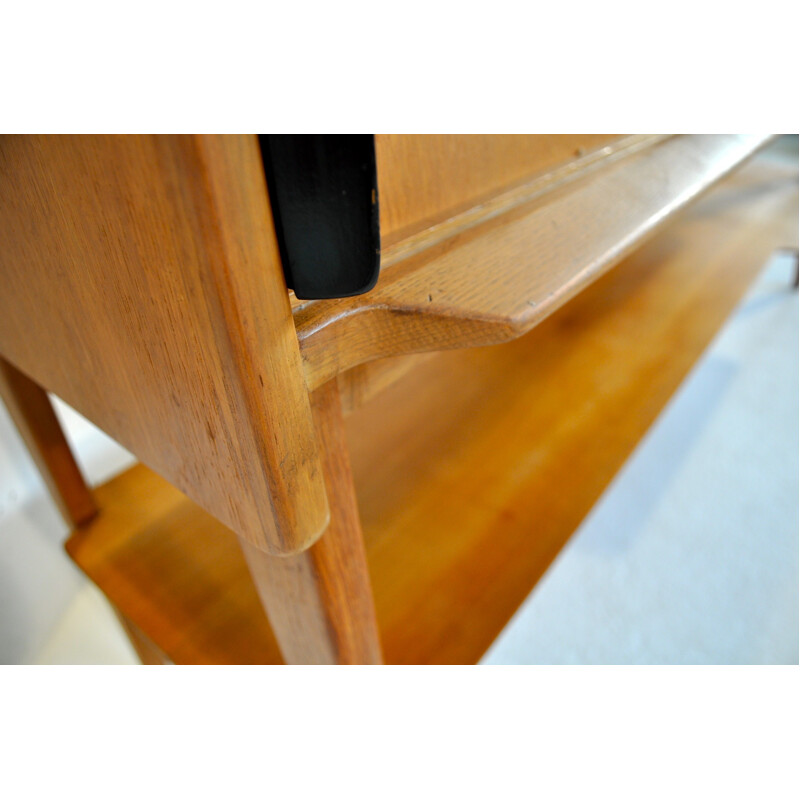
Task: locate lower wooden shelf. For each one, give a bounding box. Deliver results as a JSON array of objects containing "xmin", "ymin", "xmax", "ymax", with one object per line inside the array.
[{"xmin": 66, "ymin": 153, "xmax": 797, "ymax": 664}]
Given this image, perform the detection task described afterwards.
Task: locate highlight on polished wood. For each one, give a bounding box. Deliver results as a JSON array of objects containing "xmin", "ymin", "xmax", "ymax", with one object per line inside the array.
[{"xmin": 63, "ymin": 150, "xmax": 797, "ymax": 663}]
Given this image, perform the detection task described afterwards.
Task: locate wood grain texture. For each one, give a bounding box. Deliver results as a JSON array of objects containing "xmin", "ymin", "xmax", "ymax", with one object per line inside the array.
[
  {"xmin": 375, "ymin": 135, "xmax": 667, "ymax": 273},
  {"xmin": 65, "ymin": 151, "xmax": 797, "ymax": 663},
  {"xmin": 296, "ymin": 134, "xmax": 772, "ymax": 390},
  {"xmin": 0, "ymin": 135, "xmax": 327, "ymax": 554},
  {"xmin": 375, "ymin": 134, "xmax": 623, "ymax": 245},
  {"xmin": 351, "ymin": 152, "xmax": 797, "ymax": 664},
  {"xmin": 0, "ymin": 356, "xmax": 96, "ymax": 526},
  {"xmin": 289, "ymin": 135, "xmax": 649, "ymax": 313},
  {"xmin": 66, "ymin": 380, "xmax": 383, "ymax": 665},
  {"xmin": 240, "ymin": 379, "xmax": 382, "ymax": 664}
]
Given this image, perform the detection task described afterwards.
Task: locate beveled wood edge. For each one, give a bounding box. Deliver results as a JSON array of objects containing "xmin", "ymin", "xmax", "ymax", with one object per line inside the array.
[
  {"xmin": 296, "ymin": 134, "xmax": 775, "ymax": 393},
  {"xmin": 186, "ymin": 135, "xmax": 330, "ymax": 555}
]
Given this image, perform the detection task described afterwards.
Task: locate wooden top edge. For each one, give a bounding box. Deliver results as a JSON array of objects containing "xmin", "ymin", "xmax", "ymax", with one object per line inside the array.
[
  {"xmin": 296, "ymin": 135, "xmax": 775, "ymax": 390},
  {"xmin": 378, "ymin": 134, "xmax": 671, "ymax": 271},
  {"xmin": 289, "ymin": 134, "xmax": 664, "ymax": 313}
]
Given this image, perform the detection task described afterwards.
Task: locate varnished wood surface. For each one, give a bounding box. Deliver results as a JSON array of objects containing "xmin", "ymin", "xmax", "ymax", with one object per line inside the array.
[
  {"xmin": 374, "ymin": 135, "xmax": 666, "ymax": 273},
  {"xmin": 352, "ymin": 154, "xmax": 796, "ymax": 664},
  {"xmin": 288, "ymin": 135, "xmax": 646, "ymax": 314},
  {"xmin": 0, "ymin": 356, "xmax": 96, "ymax": 526},
  {"xmin": 240, "ymin": 379, "xmax": 382, "ymax": 664},
  {"xmin": 0, "ymin": 135, "xmax": 327, "ymax": 554},
  {"xmin": 296, "ymin": 134, "xmax": 771, "ymax": 391},
  {"xmin": 375, "ymin": 134, "xmax": 623, "ymax": 245},
  {"xmin": 65, "ymin": 152, "xmax": 797, "ymax": 663}
]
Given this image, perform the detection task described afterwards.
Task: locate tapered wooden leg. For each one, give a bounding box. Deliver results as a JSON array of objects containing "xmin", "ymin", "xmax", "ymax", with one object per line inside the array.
[
  {"xmin": 0, "ymin": 356, "xmax": 96, "ymax": 526},
  {"xmin": 240, "ymin": 379, "xmax": 382, "ymax": 664}
]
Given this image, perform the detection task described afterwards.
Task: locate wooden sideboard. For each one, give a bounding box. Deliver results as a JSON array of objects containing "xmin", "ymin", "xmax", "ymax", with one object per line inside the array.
[{"xmin": 1, "ymin": 134, "xmax": 796, "ymax": 663}]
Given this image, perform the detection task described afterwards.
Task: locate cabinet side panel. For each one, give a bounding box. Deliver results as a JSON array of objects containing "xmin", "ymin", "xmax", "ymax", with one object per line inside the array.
[{"xmin": 0, "ymin": 135, "xmax": 328, "ymax": 554}]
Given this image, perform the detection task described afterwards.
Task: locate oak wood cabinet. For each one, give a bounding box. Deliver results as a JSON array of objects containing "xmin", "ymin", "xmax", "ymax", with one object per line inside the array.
[{"xmin": 1, "ymin": 134, "xmax": 795, "ymax": 663}]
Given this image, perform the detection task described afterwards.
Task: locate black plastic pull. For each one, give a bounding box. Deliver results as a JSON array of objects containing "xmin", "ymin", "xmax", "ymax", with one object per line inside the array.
[{"xmin": 259, "ymin": 135, "xmax": 381, "ymax": 300}]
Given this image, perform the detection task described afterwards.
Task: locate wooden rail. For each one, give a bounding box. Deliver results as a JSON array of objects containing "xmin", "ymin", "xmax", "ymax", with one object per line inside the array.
[{"xmin": 296, "ymin": 134, "xmax": 772, "ymax": 391}]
